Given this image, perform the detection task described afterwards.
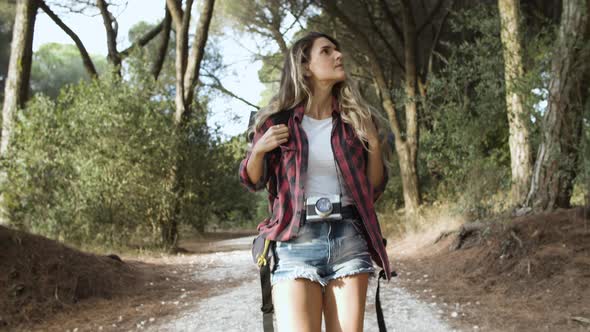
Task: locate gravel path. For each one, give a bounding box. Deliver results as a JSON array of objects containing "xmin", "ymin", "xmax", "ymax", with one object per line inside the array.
[{"xmin": 146, "ymin": 237, "xmax": 461, "ymax": 332}]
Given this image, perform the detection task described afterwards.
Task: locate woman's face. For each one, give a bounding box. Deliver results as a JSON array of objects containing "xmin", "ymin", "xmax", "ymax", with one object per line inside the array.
[{"xmin": 305, "ymin": 37, "xmax": 346, "ymax": 86}]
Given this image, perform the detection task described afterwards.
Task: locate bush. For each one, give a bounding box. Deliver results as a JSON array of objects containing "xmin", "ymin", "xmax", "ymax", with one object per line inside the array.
[
  {"xmin": 3, "ymin": 76, "xmax": 177, "ymax": 247},
  {"xmin": 3, "ymin": 68, "xmax": 263, "ymax": 248}
]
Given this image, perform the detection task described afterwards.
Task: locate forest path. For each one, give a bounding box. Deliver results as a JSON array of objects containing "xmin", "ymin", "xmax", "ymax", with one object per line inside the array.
[{"xmin": 145, "ymin": 236, "xmax": 461, "ymax": 332}]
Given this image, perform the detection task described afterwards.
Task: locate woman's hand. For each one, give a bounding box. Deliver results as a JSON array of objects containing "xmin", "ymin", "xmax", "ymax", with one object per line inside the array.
[
  {"xmin": 252, "ymin": 124, "xmax": 290, "ymax": 156},
  {"xmin": 246, "ymin": 124, "xmax": 289, "ymax": 185}
]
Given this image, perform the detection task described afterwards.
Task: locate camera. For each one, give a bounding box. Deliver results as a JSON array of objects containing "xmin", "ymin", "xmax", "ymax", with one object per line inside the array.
[{"xmin": 305, "ymin": 195, "xmax": 342, "ymax": 221}]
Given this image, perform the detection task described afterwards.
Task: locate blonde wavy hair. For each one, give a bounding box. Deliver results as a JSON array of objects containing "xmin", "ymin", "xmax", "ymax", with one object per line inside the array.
[{"xmin": 252, "ymin": 32, "xmax": 390, "ymax": 152}]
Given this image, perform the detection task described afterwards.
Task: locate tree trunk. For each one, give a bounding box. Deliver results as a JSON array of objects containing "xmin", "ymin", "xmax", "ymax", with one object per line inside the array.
[
  {"xmin": 498, "ymin": 0, "xmax": 533, "ymax": 205},
  {"xmin": 400, "ymin": 0, "xmax": 422, "ymax": 213},
  {"xmin": 525, "ymin": 0, "xmax": 589, "ymax": 211},
  {"xmin": 397, "ymin": 141, "xmax": 421, "ymax": 212},
  {"xmin": 97, "ymin": 0, "xmax": 122, "ymax": 75},
  {"xmin": 319, "ymin": 0, "xmax": 423, "ymax": 214},
  {"xmin": 0, "ymin": 0, "xmax": 37, "ymax": 225},
  {"xmin": 162, "ymin": 0, "xmax": 215, "ymax": 247}
]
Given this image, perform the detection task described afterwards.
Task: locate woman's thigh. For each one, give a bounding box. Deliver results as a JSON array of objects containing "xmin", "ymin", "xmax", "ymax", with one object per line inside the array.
[
  {"xmin": 323, "ymin": 273, "xmax": 370, "ymax": 332},
  {"xmin": 272, "ymin": 278, "xmax": 323, "ymax": 332}
]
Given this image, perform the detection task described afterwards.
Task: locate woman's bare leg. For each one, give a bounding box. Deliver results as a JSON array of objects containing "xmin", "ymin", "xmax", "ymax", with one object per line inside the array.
[
  {"xmin": 323, "ymin": 273, "xmax": 370, "ymax": 332},
  {"xmin": 272, "ymin": 278, "xmax": 324, "ymax": 332}
]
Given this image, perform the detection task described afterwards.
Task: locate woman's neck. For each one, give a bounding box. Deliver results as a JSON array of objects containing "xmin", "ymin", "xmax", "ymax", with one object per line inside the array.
[{"xmin": 306, "ymin": 84, "xmax": 333, "ymax": 120}]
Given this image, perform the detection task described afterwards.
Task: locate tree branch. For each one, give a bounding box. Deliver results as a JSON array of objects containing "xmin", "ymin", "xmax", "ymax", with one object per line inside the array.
[
  {"xmin": 421, "ymin": 0, "xmax": 452, "ymax": 86},
  {"xmin": 268, "ymin": 0, "xmax": 288, "ymax": 54},
  {"xmin": 283, "ymin": 0, "xmax": 311, "ymax": 35},
  {"xmin": 183, "ymin": 0, "xmax": 215, "ymax": 102},
  {"xmin": 416, "ymin": 0, "xmax": 446, "ymax": 35},
  {"xmin": 317, "ymin": 0, "xmax": 403, "ymax": 141},
  {"xmin": 378, "ymin": 0, "xmax": 404, "ymax": 44},
  {"xmin": 120, "ymin": 18, "xmax": 166, "ymax": 58},
  {"xmin": 96, "ymin": 0, "xmax": 120, "ymax": 68},
  {"xmin": 151, "ymin": 5, "xmax": 172, "ymax": 80},
  {"xmin": 38, "ymin": 0, "xmax": 98, "ymax": 78},
  {"xmin": 361, "ymin": 0, "xmax": 405, "ymax": 72},
  {"xmin": 202, "ymin": 71, "xmax": 259, "ymax": 110}
]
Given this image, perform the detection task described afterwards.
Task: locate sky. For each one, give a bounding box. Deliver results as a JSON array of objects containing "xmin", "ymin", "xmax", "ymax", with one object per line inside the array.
[{"xmin": 32, "ymin": 0, "xmax": 266, "ymax": 139}]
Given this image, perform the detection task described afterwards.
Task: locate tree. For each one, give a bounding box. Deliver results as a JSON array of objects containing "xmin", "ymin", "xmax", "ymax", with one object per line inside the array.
[
  {"xmin": 162, "ymin": 0, "xmax": 216, "ymax": 247},
  {"xmin": 220, "ymin": 0, "xmax": 311, "ymax": 56},
  {"xmin": 31, "ymin": 43, "xmax": 107, "ymax": 99},
  {"xmin": 38, "ymin": 0, "xmax": 167, "ymax": 78},
  {"xmin": 524, "ymin": 0, "xmax": 590, "ymax": 210},
  {"xmin": 317, "ymin": 0, "xmax": 452, "ymax": 214},
  {"xmin": 0, "ymin": 0, "xmax": 38, "ymax": 225},
  {"xmin": 219, "ymin": 0, "xmax": 312, "ymax": 107},
  {"xmin": 126, "ymin": 19, "xmax": 175, "ymax": 84},
  {"xmin": 0, "ymin": 1, "xmax": 16, "ymax": 102},
  {"xmin": 37, "ymin": 1, "xmax": 99, "ymax": 78},
  {"xmin": 498, "ymin": 0, "xmax": 533, "ymax": 205},
  {"xmin": 96, "ymin": 0, "xmax": 166, "ymax": 76}
]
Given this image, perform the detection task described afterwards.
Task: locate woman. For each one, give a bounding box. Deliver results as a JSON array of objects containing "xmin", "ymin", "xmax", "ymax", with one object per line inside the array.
[{"xmin": 239, "ymin": 32, "xmax": 392, "ymax": 332}]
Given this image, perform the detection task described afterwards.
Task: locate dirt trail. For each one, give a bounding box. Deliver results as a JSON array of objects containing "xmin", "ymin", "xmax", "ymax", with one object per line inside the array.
[
  {"xmin": 6, "ymin": 208, "xmax": 587, "ymax": 331},
  {"xmin": 145, "ymin": 236, "xmax": 463, "ymax": 332}
]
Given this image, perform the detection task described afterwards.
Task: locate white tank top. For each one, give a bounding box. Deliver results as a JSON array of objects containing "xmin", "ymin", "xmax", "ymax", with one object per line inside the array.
[{"xmin": 301, "ymin": 115, "xmax": 354, "ymax": 206}]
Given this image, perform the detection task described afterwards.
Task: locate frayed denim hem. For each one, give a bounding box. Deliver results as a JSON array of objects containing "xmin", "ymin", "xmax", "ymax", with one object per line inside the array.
[
  {"xmin": 271, "ymin": 268, "xmax": 327, "ymax": 288},
  {"xmin": 324, "ymin": 267, "xmax": 376, "ymax": 284},
  {"xmin": 271, "ymin": 267, "xmax": 376, "ymax": 288}
]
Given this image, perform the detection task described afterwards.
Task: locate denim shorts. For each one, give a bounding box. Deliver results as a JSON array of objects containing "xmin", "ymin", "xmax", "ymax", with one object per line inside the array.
[{"xmin": 271, "ymin": 218, "xmax": 375, "ymax": 288}]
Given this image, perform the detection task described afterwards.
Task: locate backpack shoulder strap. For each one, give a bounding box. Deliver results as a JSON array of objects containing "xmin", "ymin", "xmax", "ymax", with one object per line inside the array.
[
  {"xmin": 246, "ymin": 109, "xmax": 293, "ymax": 143},
  {"xmin": 268, "ymin": 109, "xmax": 293, "ymax": 126}
]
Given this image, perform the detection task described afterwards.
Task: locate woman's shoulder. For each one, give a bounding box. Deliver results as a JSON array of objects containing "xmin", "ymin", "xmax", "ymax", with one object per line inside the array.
[
  {"xmin": 253, "ymin": 108, "xmax": 295, "ymax": 135},
  {"xmin": 267, "ymin": 109, "xmax": 294, "ymax": 126}
]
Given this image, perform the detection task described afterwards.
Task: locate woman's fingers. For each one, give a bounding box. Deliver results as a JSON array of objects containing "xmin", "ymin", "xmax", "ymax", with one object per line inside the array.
[
  {"xmin": 255, "ymin": 125, "xmax": 290, "ymax": 153},
  {"xmin": 272, "ymin": 126, "xmax": 289, "ymax": 135},
  {"xmin": 274, "ymin": 131, "xmax": 290, "ymax": 140}
]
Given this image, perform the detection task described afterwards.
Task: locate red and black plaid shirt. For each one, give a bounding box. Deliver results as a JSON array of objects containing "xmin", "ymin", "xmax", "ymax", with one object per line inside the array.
[{"xmin": 239, "ymin": 99, "xmax": 392, "ymax": 279}]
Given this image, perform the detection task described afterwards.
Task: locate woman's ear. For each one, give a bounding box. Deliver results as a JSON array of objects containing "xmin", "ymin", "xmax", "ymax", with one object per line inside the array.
[{"xmin": 303, "ymin": 64, "xmax": 311, "ymax": 77}]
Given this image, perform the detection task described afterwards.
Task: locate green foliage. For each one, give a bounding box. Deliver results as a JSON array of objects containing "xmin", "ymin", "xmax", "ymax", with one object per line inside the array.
[
  {"xmin": 198, "ymin": 134, "xmax": 261, "ymax": 229},
  {"xmin": 30, "ymin": 43, "xmax": 108, "ymax": 99},
  {"xmin": 126, "ymin": 21, "xmax": 176, "ymax": 87},
  {"xmin": 3, "ymin": 74, "xmax": 175, "ymax": 246},
  {"xmin": 2, "ymin": 64, "xmax": 258, "ymax": 247},
  {"xmin": 418, "ymin": 4, "xmax": 513, "ymax": 217}
]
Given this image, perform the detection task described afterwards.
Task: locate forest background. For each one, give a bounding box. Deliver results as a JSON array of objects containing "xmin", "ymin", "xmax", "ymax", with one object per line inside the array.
[{"xmin": 0, "ymin": 0, "xmax": 588, "ymax": 253}]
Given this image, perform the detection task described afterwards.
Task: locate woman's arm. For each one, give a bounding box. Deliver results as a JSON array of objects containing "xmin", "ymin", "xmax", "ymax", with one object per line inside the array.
[
  {"xmin": 238, "ymin": 123, "xmax": 289, "ymax": 191},
  {"xmin": 245, "ymin": 148, "xmax": 267, "ymax": 185},
  {"xmin": 365, "ymin": 118, "xmax": 388, "ymax": 201},
  {"xmin": 366, "ymin": 139, "xmax": 384, "ymax": 188}
]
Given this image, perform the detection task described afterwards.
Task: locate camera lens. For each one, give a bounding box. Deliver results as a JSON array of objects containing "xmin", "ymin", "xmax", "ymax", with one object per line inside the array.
[{"xmin": 315, "ymin": 197, "xmax": 333, "ymax": 215}]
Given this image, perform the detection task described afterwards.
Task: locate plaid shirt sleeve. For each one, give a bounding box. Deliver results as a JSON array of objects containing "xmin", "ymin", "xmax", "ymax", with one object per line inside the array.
[{"xmin": 238, "ymin": 120, "xmax": 274, "ymax": 192}]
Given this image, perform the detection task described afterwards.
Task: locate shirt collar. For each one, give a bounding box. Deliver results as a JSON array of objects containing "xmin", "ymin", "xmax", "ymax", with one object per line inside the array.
[{"xmin": 293, "ymin": 95, "xmax": 340, "ymax": 123}]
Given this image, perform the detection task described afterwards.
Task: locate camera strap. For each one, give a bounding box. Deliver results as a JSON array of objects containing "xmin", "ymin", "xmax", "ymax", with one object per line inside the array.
[{"xmin": 334, "ymin": 157, "xmax": 344, "ymax": 200}]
